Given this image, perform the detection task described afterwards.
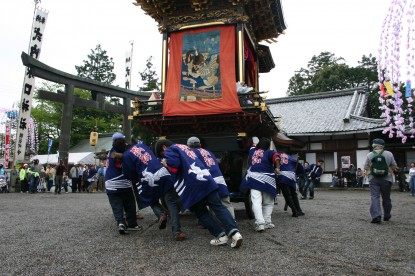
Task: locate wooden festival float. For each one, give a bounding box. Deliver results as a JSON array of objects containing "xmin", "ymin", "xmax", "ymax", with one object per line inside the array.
[{"xmin": 131, "ymin": 0, "xmax": 287, "ymax": 199}]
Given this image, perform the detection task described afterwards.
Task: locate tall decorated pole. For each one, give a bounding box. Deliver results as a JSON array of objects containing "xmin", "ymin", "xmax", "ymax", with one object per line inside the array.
[
  {"xmin": 14, "ymin": 0, "xmax": 48, "ymax": 162},
  {"xmin": 124, "ymin": 41, "xmax": 134, "ymax": 141},
  {"xmin": 125, "ymin": 41, "xmax": 134, "ymax": 89}
]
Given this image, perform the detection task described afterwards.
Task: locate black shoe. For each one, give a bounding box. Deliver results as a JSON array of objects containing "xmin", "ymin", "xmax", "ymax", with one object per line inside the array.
[
  {"xmin": 309, "ymin": 197, "xmax": 314, "ymax": 200},
  {"xmin": 383, "ymin": 215, "xmax": 391, "ymax": 221},
  {"xmin": 371, "ymin": 216, "xmax": 381, "ymax": 224},
  {"xmin": 292, "ymin": 212, "xmax": 298, "ymax": 217},
  {"xmin": 298, "ymin": 211, "xmax": 305, "ymax": 216},
  {"xmin": 118, "ymin": 223, "xmax": 127, "ymax": 234}
]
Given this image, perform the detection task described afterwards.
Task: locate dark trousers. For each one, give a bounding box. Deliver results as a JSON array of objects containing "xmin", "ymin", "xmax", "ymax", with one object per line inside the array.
[
  {"xmin": 280, "ymin": 184, "xmax": 302, "ymax": 215},
  {"xmin": 55, "ymin": 175, "xmax": 63, "ymax": 194},
  {"xmin": 20, "ymin": 179, "xmax": 28, "ymax": 192},
  {"xmin": 29, "ymin": 176, "xmax": 39, "ymax": 193},
  {"xmin": 164, "ymin": 190, "xmax": 182, "ymax": 234},
  {"xmin": 71, "ymin": 178, "xmax": 79, "ymax": 192},
  {"xmin": 107, "ymin": 189, "xmax": 137, "ymax": 227},
  {"xmin": 302, "ymin": 178, "xmax": 316, "ymax": 198},
  {"xmin": 190, "ymin": 191, "xmax": 238, "ymax": 238},
  {"xmin": 369, "ymin": 178, "xmax": 392, "ymax": 219},
  {"xmin": 47, "ymin": 179, "xmax": 53, "ymax": 191}
]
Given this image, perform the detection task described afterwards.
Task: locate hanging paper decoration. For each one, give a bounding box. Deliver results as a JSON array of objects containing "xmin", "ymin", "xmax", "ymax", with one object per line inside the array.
[
  {"xmin": 379, "ymin": 83, "xmax": 387, "ymax": 97},
  {"xmin": 405, "ymin": 80, "xmax": 412, "ymax": 97},
  {"xmin": 378, "ymin": 0, "xmax": 415, "ymax": 143},
  {"xmin": 384, "ymin": 81, "xmax": 395, "ymax": 96}
]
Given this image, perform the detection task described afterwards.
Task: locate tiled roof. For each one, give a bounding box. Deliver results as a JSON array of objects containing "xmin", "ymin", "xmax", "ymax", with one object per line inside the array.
[
  {"xmin": 266, "ymin": 88, "xmax": 385, "ymax": 136},
  {"xmin": 69, "ymin": 135, "xmax": 113, "ymax": 153}
]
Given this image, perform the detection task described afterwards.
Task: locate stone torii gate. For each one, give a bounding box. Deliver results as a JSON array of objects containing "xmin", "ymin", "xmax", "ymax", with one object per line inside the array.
[{"xmin": 21, "ymin": 52, "xmax": 149, "ymax": 165}]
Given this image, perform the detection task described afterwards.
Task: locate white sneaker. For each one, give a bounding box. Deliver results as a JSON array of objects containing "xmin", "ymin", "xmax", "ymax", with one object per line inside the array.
[
  {"xmin": 230, "ymin": 232, "xmax": 243, "ymax": 248},
  {"xmin": 255, "ymin": 224, "xmax": 265, "ymax": 232},
  {"xmin": 210, "ymin": 235, "xmax": 228, "ymax": 246},
  {"xmin": 265, "ymin": 223, "xmax": 275, "ymax": 229}
]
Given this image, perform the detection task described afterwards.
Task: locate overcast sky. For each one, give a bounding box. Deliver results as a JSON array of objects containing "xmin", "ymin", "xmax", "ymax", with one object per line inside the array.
[{"xmin": 0, "ymin": 0, "xmax": 391, "ymax": 111}]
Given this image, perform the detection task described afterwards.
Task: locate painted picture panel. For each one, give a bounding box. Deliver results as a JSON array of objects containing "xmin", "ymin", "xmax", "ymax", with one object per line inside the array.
[{"xmin": 180, "ymin": 30, "xmax": 221, "ymax": 101}]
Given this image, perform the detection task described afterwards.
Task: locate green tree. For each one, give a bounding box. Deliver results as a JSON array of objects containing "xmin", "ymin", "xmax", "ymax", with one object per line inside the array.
[
  {"xmin": 75, "ymin": 44, "xmax": 116, "ymax": 100},
  {"xmin": 132, "ymin": 56, "xmax": 160, "ymax": 145},
  {"xmin": 32, "ymin": 83, "xmax": 63, "ymax": 154},
  {"xmin": 287, "ymin": 52, "xmax": 381, "ymax": 118},
  {"xmin": 75, "ymin": 44, "xmax": 116, "ymax": 84},
  {"xmin": 139, "ymin": 56, "xmax": 160, "ymax": 91}
]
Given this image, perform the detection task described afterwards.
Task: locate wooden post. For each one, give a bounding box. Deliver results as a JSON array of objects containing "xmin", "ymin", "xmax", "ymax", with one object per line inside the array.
[
  {"xmin": 58, "ymin": 84, "xmax": 74, "ymax": 166},
  {"xmin": 161, "ymin": 32, "xmax": 168, "ymax": 96}
]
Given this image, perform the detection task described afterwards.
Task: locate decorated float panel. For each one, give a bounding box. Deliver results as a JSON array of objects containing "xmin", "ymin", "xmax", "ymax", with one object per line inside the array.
[{"xmin": 132, "ymin": 0, "xmax": 287, "ymax": 139}]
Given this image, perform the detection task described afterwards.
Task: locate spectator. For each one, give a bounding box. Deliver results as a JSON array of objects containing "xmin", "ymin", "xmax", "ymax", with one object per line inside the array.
[
  {"xmin": 69, "ymin": 164, "xmax": 80, "ymax": 193},
  {"xmin": 348, "ymin": 164, "xmax": 357, "ymax": 187},
  {"xmin": 409, "ymin": 162, "xmax": 415, "ymax": 197},
  {"xmin": 45, "ymin": 164, "xmax": 55, "ymax": 192},
  {"xmin": 301, "ymin": 160, "xmax": 324, "ymax": 199},
  {"xmin": 356, "ymin": 168, "xmax": 364, "ymax": 187},
  {"xmin": 55, "ymin": 160, "xmax": 67, "ymax": 195},
  {"xmin": 297, "ymin": 162, "xmax": 309, "ymax": 194},
  {"xmin": 19, "ymin": 164, "xmax": 29, "ymax": 193},
  {"xmin": 364, "ymin": 138, "xmax": 397, "ymax": 223}
]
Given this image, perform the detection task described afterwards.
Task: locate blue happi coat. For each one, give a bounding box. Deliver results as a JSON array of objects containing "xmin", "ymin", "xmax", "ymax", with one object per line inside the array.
[
  {"xmin": 276, "ymin": 152, "xmax": 297, "ymax": 189},
  {"xmin": 164, "ymin": 144, "xmax": 218, "ymax": 209},
  {"xmin": 105, "ymin": 148, "xmax": 132, "ymax": 194},
  {"xmin": 123, "ymin": 142, "xmax": 174, "ymax": 209},
  {"xmin": 193, "ymin": 147, "xmax": 230, "ymax": 198},
  {"xmin": 240, "ymin": 147, "xmax": 278, "ymax": 197}
]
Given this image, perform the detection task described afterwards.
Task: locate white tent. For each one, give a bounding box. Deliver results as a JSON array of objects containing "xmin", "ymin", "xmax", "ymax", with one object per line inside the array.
[{"xmin": 30, "ymin": 152, "xmax": 96, "ymax": 165}]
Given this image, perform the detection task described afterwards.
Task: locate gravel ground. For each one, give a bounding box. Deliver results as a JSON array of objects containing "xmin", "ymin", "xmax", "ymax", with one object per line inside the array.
[{"xmin": 1, "ymin": 189, "xmax": 414, "ymax": 275}]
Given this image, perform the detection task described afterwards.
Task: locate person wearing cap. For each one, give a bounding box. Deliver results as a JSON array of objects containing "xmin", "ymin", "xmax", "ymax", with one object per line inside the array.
[
  {"xmin": 122, "ymin": 139, "xmax": 186, "ymax": 241},
  {"xmin": 187, "ymin": 136, "xmax": 235, "ymax": 219},
  {"xmin": 155, "ymin": 139, "xmax": 243, "ymax": 248},
  {"xmin": 364, "ymin": 138, "xmax": 397, "ymax": 223},
  {"xmin": 105, "ymin": 132, "xmax": 141, "ymax": 234}
]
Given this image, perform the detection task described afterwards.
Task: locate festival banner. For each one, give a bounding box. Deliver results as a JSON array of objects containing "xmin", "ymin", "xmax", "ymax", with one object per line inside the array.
[
  {"xmin": 4, "ymin": 123, "xmax": 11, "ymax": 169},
  {"xmin": 125, "ymin": 42, "xmax": 133, "ymax": 89},
  {"xmin": 14, "ymin": 8, "xmax": 48, "ymax": 162},
  {"xmin": 47, "ymin": 138, "xmax": 53, "ymax": 154},
  {"xmin": 163, "ymin": 25, "xmax": 241, "ymax": 116}
]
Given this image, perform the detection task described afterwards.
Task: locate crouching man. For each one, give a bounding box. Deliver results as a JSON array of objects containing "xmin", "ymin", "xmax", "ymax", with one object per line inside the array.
[{"xmin": 155, "ymin": 139, "xmax": 243, "ymax": 248}]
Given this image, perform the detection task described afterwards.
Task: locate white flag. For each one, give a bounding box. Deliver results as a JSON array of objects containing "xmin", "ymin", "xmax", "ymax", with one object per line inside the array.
[
  {"xmin": 125, "ymin": 43, "xmax": 133, "ymax": 89},
  {"xmin": 14, "ymin": 8, "xmax": 48, "ymax": 162}
]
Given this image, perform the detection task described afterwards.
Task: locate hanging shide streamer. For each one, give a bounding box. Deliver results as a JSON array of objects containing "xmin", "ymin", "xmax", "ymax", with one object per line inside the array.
[
  {"xmin": 378, "ymin": 0, "xmax": 415, "ymax": 143},
  {"xmin": 14, "ymin": 7, "xmax": 48, "ymax": 161}
]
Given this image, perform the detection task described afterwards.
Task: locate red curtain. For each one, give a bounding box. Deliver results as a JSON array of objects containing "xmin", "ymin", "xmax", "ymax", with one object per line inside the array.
[{"xmin": 163, "ymin": 25, "xmax": 241, "ymax": 116}]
